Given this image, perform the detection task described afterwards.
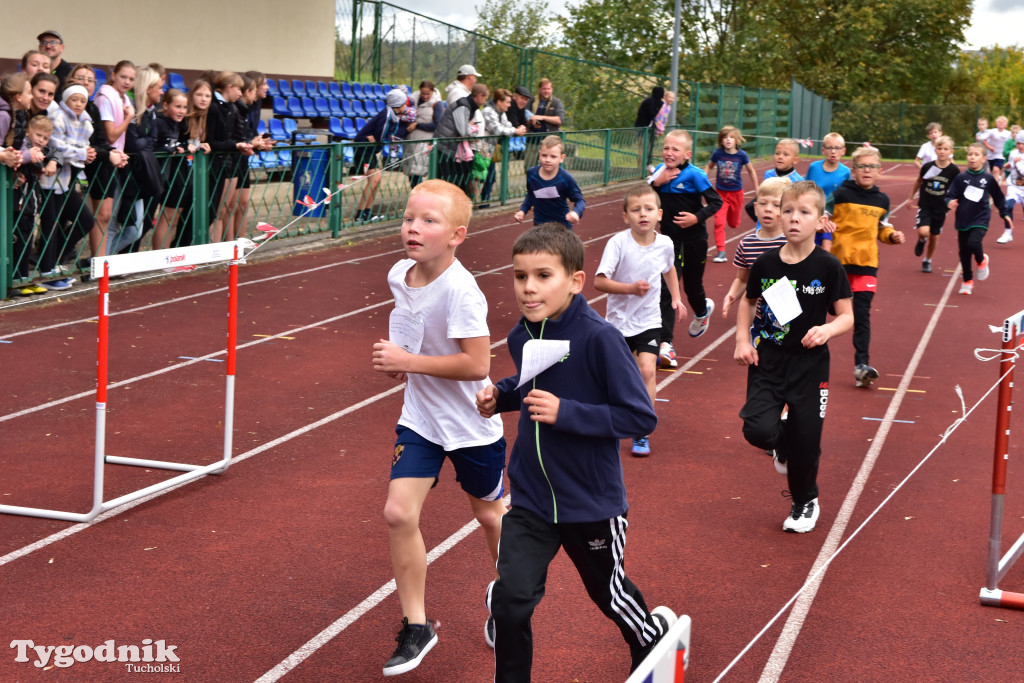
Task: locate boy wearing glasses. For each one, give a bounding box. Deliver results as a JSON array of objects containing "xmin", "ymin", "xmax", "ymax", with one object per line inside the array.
[
  {"xmin": 806, "ymin": 132, "xmax": 851, "ymax": 250},
  {"xmin": 827, "ymin": 146, "xmax": 905, "ymax": 388}
]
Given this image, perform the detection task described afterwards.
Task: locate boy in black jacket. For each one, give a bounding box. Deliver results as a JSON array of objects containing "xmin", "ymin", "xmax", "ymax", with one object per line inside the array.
[
  {"xmin": 946, "ymin": 142, "xmax": 1012, "ymax": 295},
  {"xmin": 476, "ymin": 223, "xmax": 678, "ymax": 682}
]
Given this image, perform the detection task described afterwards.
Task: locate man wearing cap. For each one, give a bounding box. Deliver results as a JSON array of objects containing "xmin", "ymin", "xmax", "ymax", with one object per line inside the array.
[
  {"xmin": 507, "ymin": 86, "xmax": 532, "ymax": 129},
  {"xmin": 445, "ymin": 65, "xmax": 480, "ymax": 107},
  {"xmin": 37, "ymin": 30, "xmax": 71, "ymax": 91},
  {"xmin": 350, "ymin": 88, "xmax": 409, "ymax": 222}
]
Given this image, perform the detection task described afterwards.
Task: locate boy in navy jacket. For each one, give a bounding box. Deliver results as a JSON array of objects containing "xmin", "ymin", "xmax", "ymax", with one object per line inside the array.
[{"xmin": 476, "ymin": 223, "xmax": 677, "ymax": 682}]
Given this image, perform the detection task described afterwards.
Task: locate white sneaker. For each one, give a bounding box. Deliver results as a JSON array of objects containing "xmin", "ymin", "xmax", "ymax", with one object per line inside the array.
[
  {"xmin": 783, "ymin": 498, "xmax": 819, "ymax": 533},
  {"xmin": 688, "ymin": 298, "xmax": 715, "ymax": 338},
  {"xmin": 484, "ymin": 580, "xmax": 495, "ymax": 648},
  {"xmin": 772, "ymin": 450, "xmax": 788, "ymax": 475},
  {"xmin": 977, "ymin": 254, "xmax": 990, "ymax": 281},
  {"xmin": 658, "ymin": 342, "xmax": 677, "ymax": 369},
  {"xmin": 997, "ymin": 231, "xmax": 1013, "ymax": 244}
]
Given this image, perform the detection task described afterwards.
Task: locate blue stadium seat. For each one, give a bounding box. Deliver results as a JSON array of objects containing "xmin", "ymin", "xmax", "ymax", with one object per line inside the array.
[
  {"xmin": 329, "ymin": 117, "xmax": 346, "ymax": 140},
  {"xmin": 316, "ymin": 82, "xmax": 330, "ymax": 97},
  {"xmin": 248, "ymin": 153, "xmax": 262, "ymax": 169},
  {"xmin": 266, "ymin": 78, "xmax": 280, "ymax": 97},
  {"xmin": 291, "ymin": 80, "xmax": 306, "ymax": 97},
  {"xmin": 343, "ymin": 117, "xmax": 359, "ymax": 139},
  {"xmin": 372, "ymin": 100, "xmax": 386, "ymax": 114},
  {"xmin": 268, "ymin": 118, "xmax": 288, "ymax": 141},
  {"xmin": 355, "ymin": 117, "xmax": 367, "ymax": 129},
  {"xmin": 314, "ymin": 97, "xmax": 332, "ymax": 117},
  {"xmin": 278, "ymin": 149, "xmax": 293, "ymax": 166},
  {"xmin": 340, "ymin": 99, "xmax": 355, "ymax": 117},
  {"xmin": 257, "ymin": 119, "xmax": 267, "ymax": 136},
  {"xmin": 301, "ymin": 97, "xmax": 318, "ymax": 118},
  {"xmin": 93, "ymin": 68, "xmax": 107, "ymax": 90},
  {"xmin": 260, "ymin": 150, "xmax": 279, "ymax": 168},
  {"xmin": 272, "ymin": 97, "xmax": 291, "ymax": 117},
  {"xmin": 510, "ymin": 136, "xmax": 526, "ymax": 152},
  {"xmin": 352, "ymin": 100, "xmax": 368, "ymax": 117},
  {"xmin": 277, "ymin": 79, "xmax": 293, "ymax": 97},
  {"xmin": 283, "ymin": 117, "xmax": 317, "ymax": 142},
  {"xmin": 329, "ymin": 98, "xmax": 344, "ymax": 118},
  {"xmin": 372, "ymin": 84, "xmax": 385, "ymax": 98},
  {"xmin": 286, "ymin": 97, "xmax": 305, "ymax": 118},
  {"xmin": 340, "ymin": 82, "xmax": 354, "ymax": 99},
  {"xmin": 351, "ymin": 83, "xmax": 366, "ymax": 100},
  {"xmin": 329, "ymin": 82, "xmax": 341, "ymax": 98},
  {"xmin": 305, "ymin": 80, "xmax": 318, "ymax": 97},
  {"xmin": 168, "ymin": 72, "xmax": 186, "ymax": 91}
]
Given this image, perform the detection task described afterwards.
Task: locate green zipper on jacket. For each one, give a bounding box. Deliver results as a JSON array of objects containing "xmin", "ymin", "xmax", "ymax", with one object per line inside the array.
[{"xmin": 526, "ymin": 319, "xmax": 558, "ymax": 523}]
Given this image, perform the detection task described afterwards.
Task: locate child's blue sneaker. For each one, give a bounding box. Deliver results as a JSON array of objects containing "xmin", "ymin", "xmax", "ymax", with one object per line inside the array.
[{"xmin": 631, "ymin": 436, "xmax": 651, "ymax": 457}]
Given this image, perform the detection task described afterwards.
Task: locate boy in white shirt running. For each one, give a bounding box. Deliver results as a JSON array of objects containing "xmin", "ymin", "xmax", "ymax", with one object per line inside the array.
[
  {"xmin": 997, "ymin": 130, "xmax": 1024, "ymax": 244},
  {"xmin": 372, "ymin": 179, "xmax": 508, "ymax": 676},
  {"xmin": 594, "ymin": 186, "xmax": 686, "ymax": 456}
]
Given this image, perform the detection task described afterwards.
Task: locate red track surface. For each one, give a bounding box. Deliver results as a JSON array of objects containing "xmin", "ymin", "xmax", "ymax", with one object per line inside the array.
[{"xmin": 2, "ymin": 161, "xmax": 1023, "ymax": 682}]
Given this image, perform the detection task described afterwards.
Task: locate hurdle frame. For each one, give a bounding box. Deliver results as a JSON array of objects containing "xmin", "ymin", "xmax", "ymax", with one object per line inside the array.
[
  {"xmin": 980, "ymin": 308, "xmax": 1024, "ymax": 610},
  {"xmin": 0, "ymin": 240, "xmax": 253, "ymax": 523}
]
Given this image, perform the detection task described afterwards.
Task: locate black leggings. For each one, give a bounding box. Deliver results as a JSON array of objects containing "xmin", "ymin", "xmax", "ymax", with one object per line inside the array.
[
  {"xmin": 660, "ymin": 237, "xmax": 709, "ymax": 343},
  {"xmin": 957, "ymin": 227, "xmax": 986, "ymax": 281},
  {"xmin": 39, "ymin": 189, "xmax": 94, "ymax": 273}
]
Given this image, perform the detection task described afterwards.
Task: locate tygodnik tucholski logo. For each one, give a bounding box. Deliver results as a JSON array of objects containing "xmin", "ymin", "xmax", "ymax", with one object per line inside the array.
[{"xmin": 11, "ymin": 639, "xmax": 180, "ymax": 672}]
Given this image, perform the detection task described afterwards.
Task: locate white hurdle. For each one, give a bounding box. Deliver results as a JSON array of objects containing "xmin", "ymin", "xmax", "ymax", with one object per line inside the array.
[
  {"xmin": 0, "ymin": 240, "xmax": 255, "ymax": 523},
  {"xmin": 980, "ymin": 308, "xmax": 1024, "ymax": 610}
]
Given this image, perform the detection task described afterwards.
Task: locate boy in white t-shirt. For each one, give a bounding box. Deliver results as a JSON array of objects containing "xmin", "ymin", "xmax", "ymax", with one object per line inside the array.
[
  {"xmin": 914, "ymin": 122, "xmax": 942, "ymax": 168},
  {"xmin": 997, "ymin": 130, "xmax": 1024, "ymax": 244},
  {"xmin": 987, "ymin": 116, "xmax": 1012, "ymax": 183},
  {"xmin": 594, "ymin": 185, "xmax": 686, "ymax": 456},
  {"xmin": 371, "ymin": 179, "xmax": 507, "ymax": 675}
]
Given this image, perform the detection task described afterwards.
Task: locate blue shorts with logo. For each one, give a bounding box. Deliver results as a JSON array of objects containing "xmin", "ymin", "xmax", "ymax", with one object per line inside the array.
[{"xmin": 390, "ymin": 425, "xmax": 506, "ymax": 501}]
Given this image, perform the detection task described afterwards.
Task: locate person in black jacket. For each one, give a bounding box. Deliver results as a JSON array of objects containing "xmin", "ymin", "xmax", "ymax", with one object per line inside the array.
[
  {"xmin": 350, "ymin": 88, "xmax": 408, "ymax": 222},
  {"xmin": 206, "ymin": 71, "xmax": 252, "ymax": 242},
  {"xmin": 151, "ymin": 89, "xmax": 192, "ymax": 249},
  {"xmin": 228, "ymin": 73, "xmax": 273, "ymax": 240},
  {"xmin": 634, "ymin": 85, "xmax": 665, "ymax": 170}
]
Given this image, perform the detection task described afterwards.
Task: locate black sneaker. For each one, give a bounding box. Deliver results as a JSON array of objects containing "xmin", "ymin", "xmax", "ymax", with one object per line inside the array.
[
  {"xmin": 630, "ymin": 605, "xmax": 678, "ymax": 672},
  {"xmin": 484, "ymin": 580, "xmax": 495, "ymax": 648},
  {"xmin": 914, "ymin": 237, "xmax": 926, "ymax": 257},
  {"xmin": 383, "ymin": 618, "xmax": 438, "ymax": 676},
  {"xmin": 922, "ymin": 259, "xmax": 932, "ymax": 273}
]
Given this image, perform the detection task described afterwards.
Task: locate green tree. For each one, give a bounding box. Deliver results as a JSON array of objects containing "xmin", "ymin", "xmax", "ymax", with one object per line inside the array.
[{"xmin": 474, "ymin": 0, "xmax": 554, "ymax": 92}]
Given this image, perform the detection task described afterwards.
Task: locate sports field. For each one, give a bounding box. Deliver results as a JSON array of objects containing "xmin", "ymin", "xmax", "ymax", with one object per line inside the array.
[{"xmin": 2, "ymin": 159, "xmax": 1022, "ymax": 681}]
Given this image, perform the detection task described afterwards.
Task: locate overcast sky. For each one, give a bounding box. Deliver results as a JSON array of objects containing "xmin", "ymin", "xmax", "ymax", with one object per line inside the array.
[{"xmin": 401, "ymin": 0, "xmax": 1016, "ymax": 53}]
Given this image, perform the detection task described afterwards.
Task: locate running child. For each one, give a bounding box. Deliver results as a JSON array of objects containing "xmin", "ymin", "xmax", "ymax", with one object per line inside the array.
[
  {"xmin": 514, "ymin": 135, "xmax": 585, "ymax": 228},
  {"xmin": 721, "ymin": 177, "xmax": 790, "ymax": 318},
  {"xmin": 594, "ymin": 186, "xmax": 687, "ymax": 456},
  {"xmin": 914, "ymin": 122, "xmax": 942, "ymax": 168},
  {"xmin": 476, "ymin": 223, "xmax": 677, "ymax": 681},
  {"xmin": 805, "ymin": 132, "xmax": 851, "ymax": 251},
  {"xmin": 650, "ymin": 129, "xmax": 722, "ymax": 369},
  {"xmin": 705, "ymin": 125, "xmax": 757, "ymax": 262},
  {"xmin": 828, "ymin": 146, "xmax": 904, "ymax": 388},
  {"xmin": 986, "ymin": 116, "xmax": 1012, "ymax": 183},
  {"xmin": 371, "ymin": 179, "xmax": 507, "ymax": 676},
  {"xmin": 946, "ymin": 142, "xmax": 1012, "ymax": 295},
  {"xmin": 735, "ymin": 180, "xmax": 853, "ymax": 533},
  {"xmin": 908, "ymin": 135, "xmax": 958, "ymax": 272},
  {"xmin": 744, "ymin": 138, "xmax": 805, "ymax": 223},
  {"xmin": 997, "ymin": 131, "xmax": 1024, "ymax": 244}
]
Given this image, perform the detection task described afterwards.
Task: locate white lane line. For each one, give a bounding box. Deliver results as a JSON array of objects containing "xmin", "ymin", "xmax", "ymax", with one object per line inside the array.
[{"xmin": 752, "ymin": 265, "xmax": 959, "ymax": 683}]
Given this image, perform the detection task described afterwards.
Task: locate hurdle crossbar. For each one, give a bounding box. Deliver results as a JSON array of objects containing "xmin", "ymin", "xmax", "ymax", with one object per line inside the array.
[
  {"xmin": 0, "ymin": 240, "xmax": 253, "ymax": 523},
  {"xmin": 980, "ymin": 308, "xmax": 1024, "ymax": 610}
]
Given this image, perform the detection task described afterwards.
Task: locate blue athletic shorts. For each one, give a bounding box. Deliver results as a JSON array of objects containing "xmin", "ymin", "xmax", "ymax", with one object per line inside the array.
[
  {"xmin": 390, "ymin": 425, "xmax": 506, "ymax": 501},
  {"xmin": 989, "ymin": 158, "xmax": 1005, "ymax": 170}
]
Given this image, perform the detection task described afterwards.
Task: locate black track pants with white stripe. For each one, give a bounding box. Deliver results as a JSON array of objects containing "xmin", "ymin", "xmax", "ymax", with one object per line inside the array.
[{"xmin": 492, "ymin": 506, "xmax": 663, "ymax": 682}]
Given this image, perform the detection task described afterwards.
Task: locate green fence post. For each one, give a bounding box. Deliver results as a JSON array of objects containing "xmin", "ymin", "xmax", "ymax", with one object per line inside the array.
[
  {"xmin": 603, "ymin": 129, "xmax": 611, "ymax": 185},
  {"xmin": 192, "ymin": 151, "xmax": 210, "ymax": 245},
  {"xmin": 756, "ymin": 88, "xmax": 764, "ymax": 158},
  {"xmin": 372, "ymin": 0, "xmax": 383, "ymax": 83},
  {"xmin": 329, "ymin": 142, "xmax": 344, "ymax": 238},
  {"xmin": 428, "ymin": 144, "xmax": 438, "ymax": 180},
  {"xmin": 499, "ymin": 136, "xmax": 509, "ymax": 205},
  {"xmin": 717, "ymin": 84, "xmax": 725, "ymax": 131},
  {"xmin": 0, "ymin": 166, "xmax": 10, "ymax": 300}
]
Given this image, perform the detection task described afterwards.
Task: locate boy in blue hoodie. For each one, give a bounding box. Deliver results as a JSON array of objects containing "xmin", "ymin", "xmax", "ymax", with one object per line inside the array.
[{"xmin": 476, "ymin": 223, "xmax": 677, "ymax": 682}]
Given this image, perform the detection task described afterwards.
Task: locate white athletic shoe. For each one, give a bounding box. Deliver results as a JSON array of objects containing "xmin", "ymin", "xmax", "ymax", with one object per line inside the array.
[
  {"xmin": 688, "ymin": 298, "xmax": 714, "ymax": 338},
  {"xmin": 783, "ymin": 498, "xmax": 820, "ymax": 533},
  {"xmin": 977, "ymin": 254, "xmax": 990, "ymax": 281},
  {"xmin": 996, "ymin": 231, "xmax": 1013, "ymax": 244}
]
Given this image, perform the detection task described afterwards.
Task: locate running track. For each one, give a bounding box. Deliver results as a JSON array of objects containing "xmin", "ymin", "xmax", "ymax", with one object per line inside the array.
[{"xmin": 2, "ymin": 161, "xmax": 1022, "ymax": 682}]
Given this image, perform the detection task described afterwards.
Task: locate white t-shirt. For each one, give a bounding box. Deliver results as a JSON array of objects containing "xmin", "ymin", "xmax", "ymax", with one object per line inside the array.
[
  {"xmin": 916, "ymin": 141, "xmax": 936, "ymax": 165},
  {"xmin": 1006, "ymin": 149, "xmax": 1024, "ymax": 201},
  {"xmin": 988, "ymin": 129, "xmax": 1012, "ymax": 160},
  {"xmin": 596, "ymin": 230, "xmax": 675, "ymax": 337},
  {"xmin": 387, "ymin": 258, "xmax": 503, "ymax": 450}
]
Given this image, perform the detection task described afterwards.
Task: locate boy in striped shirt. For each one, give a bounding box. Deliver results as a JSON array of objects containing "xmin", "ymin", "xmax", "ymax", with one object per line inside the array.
[{"xmin": 722, "ymin": 178, "xmax": 790, "ymax": 317}]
